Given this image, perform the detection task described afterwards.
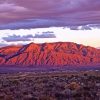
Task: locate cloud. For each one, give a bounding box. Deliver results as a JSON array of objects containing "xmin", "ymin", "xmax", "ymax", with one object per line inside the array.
[
  {"xmin": 0, "ymin": 19, "xmax": 61, "ymax": 29},
  {"xmin": 0, "ymin": 2, "xmax": 28, "ymax": 13},
  {"xmin": 3, "ymin": 34, "xmax": 33, "ymax": 42},
  {"xmin": 33, "ymin": 32, "xmax": 56, "ymax": 38},
  {"xmin": 69, "ymin": 25, "xmax": 92, "ymax": 30},
  {"xmin": 0, "ymin": 18, "xmax": 99, "ymax": 30},
  {"xmin": 0, "ymin": 43, "xmax": 8, "ymax": 47},
  {"xmin": 0, "ymin": 27, "xmax": 100, "ymax": 47},
  {"xmin": 0, "ymin": 2, "xmax": 29, "ymax": 24},
  {"xmin": 0, "ymin": 0, "xmax": 100, "ymax": 28}
]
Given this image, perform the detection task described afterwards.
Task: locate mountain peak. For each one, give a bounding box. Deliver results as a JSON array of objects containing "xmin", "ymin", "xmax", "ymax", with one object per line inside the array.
[{"xmin": 25, "ymin": 42, "xmax": 40, "ymax": 52}]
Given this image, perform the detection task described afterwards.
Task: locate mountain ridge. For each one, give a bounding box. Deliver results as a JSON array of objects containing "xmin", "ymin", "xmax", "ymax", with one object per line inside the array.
[{"xmin": 0, "ymin": 42, "xmax": 100, "ymax": 66}]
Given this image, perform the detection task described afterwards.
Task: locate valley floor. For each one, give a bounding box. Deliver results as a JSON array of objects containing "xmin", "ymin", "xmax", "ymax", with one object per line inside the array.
[{"xmin": 0, "ymin": 70, "xmax": 100, "ymax": 100}]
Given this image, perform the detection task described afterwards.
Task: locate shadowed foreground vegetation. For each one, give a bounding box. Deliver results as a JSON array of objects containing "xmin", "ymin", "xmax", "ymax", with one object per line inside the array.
[{"xmin": 0, "ymin": 70, "xmax": 100, "ymax": 100}]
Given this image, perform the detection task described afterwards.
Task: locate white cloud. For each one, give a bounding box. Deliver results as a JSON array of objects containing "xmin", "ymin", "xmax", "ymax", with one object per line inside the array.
[{"xmin": 0, "ymin": 27, "xmax": 100, "ymax": 47}]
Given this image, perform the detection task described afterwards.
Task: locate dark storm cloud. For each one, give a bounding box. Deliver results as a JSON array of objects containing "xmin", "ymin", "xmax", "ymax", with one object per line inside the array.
[
  {"xmin": 0, "ymin": 0, "xmax": 100, "ymax": 29},
  {"xmin": 33, "ymin": 33, "xmax": 56, "ymax": 38},
  {"xmin": 3, "ymin": 34, "xmax": 33, "ymax": 42}
]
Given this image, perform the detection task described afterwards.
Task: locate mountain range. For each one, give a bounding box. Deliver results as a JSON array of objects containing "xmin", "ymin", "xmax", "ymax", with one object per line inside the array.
[{"xmin": 0, "ymin": 42, "xmax": 100, "ymax": 67}]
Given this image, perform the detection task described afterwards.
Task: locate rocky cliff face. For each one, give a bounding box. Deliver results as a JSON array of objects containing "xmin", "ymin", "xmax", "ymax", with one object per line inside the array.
[{"xmin": 0, "ymin": 42, "xmax": 100, "ymax": 66}]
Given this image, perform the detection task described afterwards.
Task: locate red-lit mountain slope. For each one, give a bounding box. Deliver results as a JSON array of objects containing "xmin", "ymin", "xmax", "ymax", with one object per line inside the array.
[{"xmin": 0, "ymin": 42, "xmax": 100, "ymax": 66}]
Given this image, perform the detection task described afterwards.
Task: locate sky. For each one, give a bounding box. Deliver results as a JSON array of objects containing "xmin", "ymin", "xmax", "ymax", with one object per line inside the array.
[{"xmin": 0, "ymin": 0, "xmax": 100, "ymax": 47}]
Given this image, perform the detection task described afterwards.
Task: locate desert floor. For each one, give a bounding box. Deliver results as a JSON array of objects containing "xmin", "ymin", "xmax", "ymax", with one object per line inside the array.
[{"xmin": 0, "ymin": 70, "xmax": 100, "ymax": 100}]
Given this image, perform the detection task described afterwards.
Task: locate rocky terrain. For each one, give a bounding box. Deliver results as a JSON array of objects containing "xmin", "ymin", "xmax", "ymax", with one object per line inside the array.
[{"xmin": 0, "ymin": 42, "xmax": 100, "ymax": 66}]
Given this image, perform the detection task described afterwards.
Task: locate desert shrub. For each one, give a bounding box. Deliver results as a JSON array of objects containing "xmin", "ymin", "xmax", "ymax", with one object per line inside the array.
[
  {"xmin": 11, "ymin": 80, "xmax": 19, "ymax": 86},
  {"xmin": 0, "ymin": 95, "xmax": 5, "ymax": 100},
  {"xmin": 23, "ymin": 97, "xmax": 38, "ymax": 100},
  {"xmin": 55, "ymin": 93, "xmax": 66, "ymax": 100},
  {"xmin": 5, "ymin": 95, "xmax": 14, "ymax": 100},
  {"xmin": 39, "ymin": 96, "xmax": 56, "ymax": 100}
]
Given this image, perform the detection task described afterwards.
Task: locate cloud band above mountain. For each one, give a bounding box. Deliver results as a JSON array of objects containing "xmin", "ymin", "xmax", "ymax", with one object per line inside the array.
[
  {"xmin": 0, "ymin": 27, "xmax": 100, "ymax": 48},
  {"xmin": 0, "ymin": 0, "xmax": 100, "ymax": 29}
]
